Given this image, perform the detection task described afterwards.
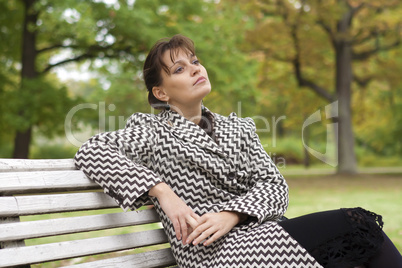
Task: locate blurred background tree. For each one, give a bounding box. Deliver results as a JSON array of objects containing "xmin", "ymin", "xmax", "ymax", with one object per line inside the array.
[
  {"xmin": 0, "ymin": 0, "xmax": 401, "ymax": 174},
  {"xmin": 0, "ymin": 0, "xmax": 257, "ymax": 158},
  {"xmin": 243, "ymin": 0, "xmax": 402, "ymax": 173}
]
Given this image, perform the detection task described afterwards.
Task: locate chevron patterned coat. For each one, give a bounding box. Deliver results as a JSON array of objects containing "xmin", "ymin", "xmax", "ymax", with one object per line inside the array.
[{"xmin": 74, "ymin": 108, "xmax": 322, "ymax": 268}]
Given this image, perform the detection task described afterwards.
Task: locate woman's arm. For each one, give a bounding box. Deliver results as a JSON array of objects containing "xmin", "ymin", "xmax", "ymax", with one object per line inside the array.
[
  {"xmin": 187, "ymin": 116, "xmax": 286, "ymax": 247},
  {"xmin": 220, "ymin": 117, "xmax": 289, "ymax": 223},
  {"xmin": 74, "ymin": 125, "xmax": 163, "ymax": 211}
]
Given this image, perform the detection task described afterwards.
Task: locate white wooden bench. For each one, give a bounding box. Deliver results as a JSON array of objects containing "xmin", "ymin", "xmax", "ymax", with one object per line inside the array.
[{"xmin": 0, "ymin": 158, "xmax": 177, "ymax": 268}]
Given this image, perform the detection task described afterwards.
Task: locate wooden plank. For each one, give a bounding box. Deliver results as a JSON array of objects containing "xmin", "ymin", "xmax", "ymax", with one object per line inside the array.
[
  {"xmin": 0, "ymin": 198, "xmax": 19, "ymax": 217},
  {"xmin": 0, "ymin": 192, "xmax": 118, "ymax": 217},
  {"xmin": 0, "ymin": 217, "xmax": 26, "ymax": 249},
  {"xmin": 0, "ymin": 209, "xmax": 160, "ymax": 242},
  {"xmin": 62, "ymin": 248, "xmax": 176, "ymax": 268},
  {"xmin": 0, "ymin": 159, "xmax": 75, "ymax": 172},
  {"xmin": 0, "ymin": 229, "xmax": 169, "ymax": 267},
  {"xmin": 0, "ymin": 170, "xmax": 99, "ymax": 195}
]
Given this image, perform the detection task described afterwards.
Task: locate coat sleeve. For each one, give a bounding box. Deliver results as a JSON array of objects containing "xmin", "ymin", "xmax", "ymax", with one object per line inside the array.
[
  {"xmin": 74, "ymin": 115, "xmax": 163, "ymax": 212},
  {"xmin": 221, "ymin": 116, "xmax": 289, "ymax": 223}
]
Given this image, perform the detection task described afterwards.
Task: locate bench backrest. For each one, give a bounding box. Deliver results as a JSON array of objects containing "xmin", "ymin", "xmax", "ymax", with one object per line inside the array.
[{"xmin": 0, "ymin": 158, "xmax": 177, "ymax": 268}]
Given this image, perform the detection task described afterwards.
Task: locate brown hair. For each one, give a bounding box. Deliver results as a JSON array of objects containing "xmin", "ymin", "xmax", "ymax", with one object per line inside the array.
[{"xmin": 143, "ymin": 34, "xmax": 196, "ymax": 109}]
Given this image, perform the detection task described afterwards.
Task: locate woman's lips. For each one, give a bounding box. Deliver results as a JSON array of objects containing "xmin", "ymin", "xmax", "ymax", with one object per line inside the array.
[{"xmin": 194, "ymin": 76, "xmax": 206, "ymax": 85}]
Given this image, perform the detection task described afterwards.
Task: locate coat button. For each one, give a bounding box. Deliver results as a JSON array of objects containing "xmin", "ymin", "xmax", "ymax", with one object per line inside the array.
[{"xmin": 228, "ymin": 172, "xmax": 236, "ymax": 179}]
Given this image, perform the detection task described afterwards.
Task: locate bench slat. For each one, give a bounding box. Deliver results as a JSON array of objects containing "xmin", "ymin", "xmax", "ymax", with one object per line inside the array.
[
  {"xmin": 0, "ymin": 158, "xmax": 177, "ymax": 267},
  {"xmin": 0, "ymin": 159, "xmax": 75, "ymax": 172},
  {"xmin": 63, "ymin": 248, "xmax": 176, "ymax": 268},
  {"xmin": 0, "ymin": 229, "xmax": 168, "ymax": 267},
  {"xmin": 0, "ymin": 217, "xmax": 27, "ymax": 249},
  {"xmin": 0, "ymin": 170, "xmax": 98, "ymax": 195},
  {"xmin": 0, "ymin": 192, "xmax": 118, "ymax": 217},
  {"xmin": 0, "ymin": 209, "xmax": 160, "ymax": 242}
]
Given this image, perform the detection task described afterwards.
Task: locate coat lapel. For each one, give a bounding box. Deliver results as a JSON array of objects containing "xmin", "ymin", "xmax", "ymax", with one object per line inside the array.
[{"xmin": 157, "ymin": 109, "xmax": 226, "ymax": 157}]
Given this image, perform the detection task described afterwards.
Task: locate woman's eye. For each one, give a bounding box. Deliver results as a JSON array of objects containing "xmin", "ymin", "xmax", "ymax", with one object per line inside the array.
[{"xmin": 173, "ymin": 66, "xmax": 183, "ymax": 74}]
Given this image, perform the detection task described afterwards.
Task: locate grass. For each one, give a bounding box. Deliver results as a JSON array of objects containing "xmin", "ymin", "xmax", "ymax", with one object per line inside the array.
[{"xmin": 21, "ymin": 173, "xmax": 401, "ymax": 267}]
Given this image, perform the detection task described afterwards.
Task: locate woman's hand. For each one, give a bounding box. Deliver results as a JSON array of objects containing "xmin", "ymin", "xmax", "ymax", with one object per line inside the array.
[
  {"xmin": 186, "ymin": 211, "xmax": 248, "ymax": 246},
  {"xmin": 149, "ymin": 182, "xmax": 199, "ymax": 244}
]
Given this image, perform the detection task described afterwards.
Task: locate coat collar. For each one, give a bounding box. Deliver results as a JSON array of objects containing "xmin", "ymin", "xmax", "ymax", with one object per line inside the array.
[{"xmin": 157, "ymin": 107, "xmax": 226, "ymax": 156}]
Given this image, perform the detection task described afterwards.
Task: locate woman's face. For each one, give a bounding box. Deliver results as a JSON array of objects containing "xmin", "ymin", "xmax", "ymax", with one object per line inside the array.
[{"xmin": 154, "ymin": 49, "xmax": 211, "ymax": 110}]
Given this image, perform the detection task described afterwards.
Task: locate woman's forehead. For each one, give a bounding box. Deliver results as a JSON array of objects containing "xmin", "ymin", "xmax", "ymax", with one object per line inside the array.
[{"xmin": 165, "ymin": 48, "xmax": 194, "ymax": 64}]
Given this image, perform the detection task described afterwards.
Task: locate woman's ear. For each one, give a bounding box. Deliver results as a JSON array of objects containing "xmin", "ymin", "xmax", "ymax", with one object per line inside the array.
[{"xmin": 152, "ymin": 86, "xmax": 169, "ymax": 102}]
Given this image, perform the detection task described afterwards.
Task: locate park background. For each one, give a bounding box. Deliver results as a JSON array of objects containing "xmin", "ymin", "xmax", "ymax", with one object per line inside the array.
[{"xmin": 0, "ymin": 0, "xmax": 401, "ymax": 264}]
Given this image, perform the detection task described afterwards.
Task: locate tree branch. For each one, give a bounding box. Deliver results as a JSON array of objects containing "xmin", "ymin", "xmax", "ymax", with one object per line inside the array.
[
  {"xmin": 40, "ymin": 44, "xmax": 131, "ymax": 73},
  {"xmin": 353, "ymin": 25, "xmax": 401, "ymax": 46},
  {"xmin": 37, "ymin": 44, "xmax": 80, "ymax": 54},
  {"xmin": 353, "ymin": 74, "xmax": 373, "ymax": 88},
  {"xmin": 292, "ymin": 55, "xmax": 336, "ymax": 102},
  {"xmin": 41, "ymin": 53, "xmax": 98, "ymax": 73},
  {"xmin": 315, "ymin": 0, "xmax": 338, "ymax": 47},
  {"xmin": 286, "ymin": 3, "xmax": 335, "ymax": 102},
  {"xmin": 316, "ymin": 19, "xmax": 336, "ymax": 47},
  {"xmin": 353, "ymin": 39, "xmax": 401, "ymax": 61},
  {"xmin": 352, "ymin": 29, "xmax": 379, "ymax": 46}
]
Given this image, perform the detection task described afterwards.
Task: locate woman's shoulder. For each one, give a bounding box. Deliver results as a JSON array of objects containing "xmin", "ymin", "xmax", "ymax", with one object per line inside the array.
[
  {"xmin": 214, "ymin": 111, "xmax": 256, "ymax": 131},
  {"xmin": 125, "ymin": 112, "xmax": 160, "ymax": 129}
]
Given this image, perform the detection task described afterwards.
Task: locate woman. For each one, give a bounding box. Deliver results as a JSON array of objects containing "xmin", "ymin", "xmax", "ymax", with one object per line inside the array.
[{"xmin": 74, "ymin": 35, "xmax": 401, "ymax": 267}]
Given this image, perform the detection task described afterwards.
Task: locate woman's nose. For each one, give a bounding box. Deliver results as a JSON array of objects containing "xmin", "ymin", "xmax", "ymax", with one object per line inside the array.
[{"xmin": 191, "ymin": 65, "xmax": 201, "ymax": 76}]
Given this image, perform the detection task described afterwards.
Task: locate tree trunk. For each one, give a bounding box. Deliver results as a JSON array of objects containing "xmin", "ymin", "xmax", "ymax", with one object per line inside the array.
[
  {"xmin": 12, "ymin": 127, "xmax": 33, "ymax": 159},
  {"xmin": 334, "ymin": 9, "xmax": 357, "ymax": 174},
  {"xmin": 13, "ymin": 0, "xmax": 38, "ymax": 159}
]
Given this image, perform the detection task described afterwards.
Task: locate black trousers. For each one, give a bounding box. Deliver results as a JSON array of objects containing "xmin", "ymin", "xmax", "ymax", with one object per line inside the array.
[{"xmin": 278, "ymin": 208, "xmax": 386, "ymax": 268}]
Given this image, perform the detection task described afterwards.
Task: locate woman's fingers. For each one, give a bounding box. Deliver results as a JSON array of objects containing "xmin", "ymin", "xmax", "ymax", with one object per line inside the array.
[
  {"xmin": 173, "ymin": 219, "xmax": 182, "ymax": 240},
  {"xmin": 192, "ymin": 211, "xmax": 201, "ymax": 220},
  {"xmin": 186, "ymin": 215, "xmax": 199, "ymax": 229},
  {"xmin": 180, "ymin": 215, "xmax": 200, "ymax": 244},
  {"xmin": 186, "ymin": 219, "xmax": 211, "ymax": 245},
  {"xmin": 173, "ymin": 215, "xmax": 196, "ymax": 243},
  {"xmin": 186, "ymin": 212, "xmax": 242, "ymax": 246},
  {"xmin": 173, "ymin": 214, "xmax": 199, "ymax": 243},
  {"xmin": 180, "ymin": 218, "xmax": 189, "ymax": 244},
  {"xmin": 203, "ymin": 230, "xmax": 223, "ymax": 246},
  {"xmin": 152, "ymin": 184, "xmax": 242, "ymax": 246},
  {"xmin": 192, "ymin": 226, "xmax": 216, "ymax": 246},
  {"xmin": 188, "ymin": 222, "xmax": 224, "ymax": 246},
  {"xmin": 152, "ymin": 183, "xmax": 200, "ymax": 244}
]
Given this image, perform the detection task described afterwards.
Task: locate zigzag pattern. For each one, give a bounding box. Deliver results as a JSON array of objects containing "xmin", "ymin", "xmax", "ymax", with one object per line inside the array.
[{"xmin": 74, "ymin": 108, "xmax": 322, "ymax": 267}]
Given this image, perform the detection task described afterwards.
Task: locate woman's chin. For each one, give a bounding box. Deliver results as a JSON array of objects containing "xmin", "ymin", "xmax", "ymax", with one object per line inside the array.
[{"xmin": 200, "ymin": 85, "xmax": 212, "ymax": 98}]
